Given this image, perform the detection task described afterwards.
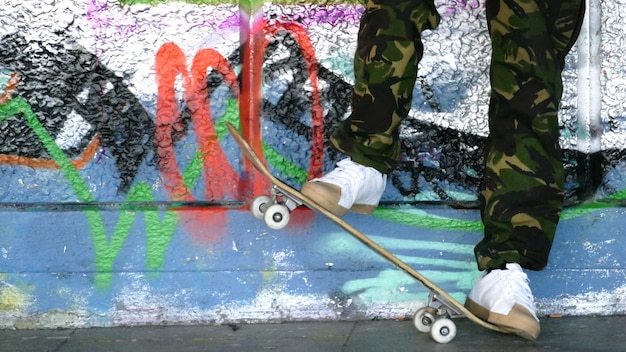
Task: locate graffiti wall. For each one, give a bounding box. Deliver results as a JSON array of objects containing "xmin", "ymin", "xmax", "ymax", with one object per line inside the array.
[{"xmin": 1, "ymin": 0, "xmax": 626, "ymax": 328}]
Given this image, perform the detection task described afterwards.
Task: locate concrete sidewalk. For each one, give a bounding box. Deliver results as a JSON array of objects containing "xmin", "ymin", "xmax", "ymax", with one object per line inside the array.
[{"xmin": 1, "ymin": 315, "xmax": 623, "ymax": 352}]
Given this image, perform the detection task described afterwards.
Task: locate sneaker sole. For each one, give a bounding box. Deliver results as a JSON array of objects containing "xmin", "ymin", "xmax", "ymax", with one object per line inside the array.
[
  {"xmin": 348, "ymin": 203, "xmax": 377, "ymax": 215},
  {"xmin": 301, "ymin": 182, "xmax": 377, "ymax": 216},
  {"xmin": 464, "ymin": 298, "xmax": 540, "ymax": 341}
]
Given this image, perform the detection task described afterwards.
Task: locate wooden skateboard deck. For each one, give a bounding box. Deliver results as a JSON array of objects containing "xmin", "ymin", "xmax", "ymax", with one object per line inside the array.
[{"xmin": 226, "ymin": 122, "xmax": 510, "ymax": 343}]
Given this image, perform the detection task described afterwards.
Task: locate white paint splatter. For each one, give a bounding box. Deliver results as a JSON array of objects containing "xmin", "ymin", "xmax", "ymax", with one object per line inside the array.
[
  {"xmin": 537, "ymin": 285, "xmax": 626, "ymax": 316},
  {"xmin": 54, "ymin": 110, "xmax": 93, "ymax": 150}
]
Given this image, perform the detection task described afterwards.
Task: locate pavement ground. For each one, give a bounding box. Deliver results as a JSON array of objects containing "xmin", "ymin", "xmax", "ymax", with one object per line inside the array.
[{"xmin": 1, "ymin": 315, "xmax": 624, "ymax": 352}]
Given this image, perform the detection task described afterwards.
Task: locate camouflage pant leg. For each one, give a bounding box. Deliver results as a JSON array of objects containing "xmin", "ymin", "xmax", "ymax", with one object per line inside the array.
[
  {"xmin": 329, "ymin": 0, "xmax": 440, "ymax": 174},
  {"xmin": 475, "ymin": 0, "xmax": 586, "ymax": 271}
]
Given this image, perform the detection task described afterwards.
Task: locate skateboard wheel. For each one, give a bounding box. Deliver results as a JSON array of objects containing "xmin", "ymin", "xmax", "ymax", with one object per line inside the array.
[
  {"xmin": 430, "ymin": 318, "xmax": 456, "ymax": 344},
  {"xmin": 251, "ymin": 195, "xmax": 272, "ymax": 220},
  {"xmin": 264, "ymin": 204, "xmax": 290, "ymax": 230},
  {"xmin": 413, "ymin": 307, "xmax": 435, "ymax": 333}
]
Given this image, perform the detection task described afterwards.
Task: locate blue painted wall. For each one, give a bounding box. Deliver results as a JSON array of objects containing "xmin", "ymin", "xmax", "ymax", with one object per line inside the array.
[{"xmin": 1, "ymin": 0, "xmax": 625, "ymax": 328}]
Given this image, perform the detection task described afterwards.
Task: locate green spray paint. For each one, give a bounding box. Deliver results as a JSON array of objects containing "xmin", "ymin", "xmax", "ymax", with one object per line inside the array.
[
  {"xmin": 0, "ymin": 90, "xmax": 302, "ymax": 290},
  {"xmin": 0, "ymin": 93, "xmax": 305, "ymax": 289},
  {"xmin": 323, "ymin": 230, "xmax": 480, "ymax": 303},
  {"xmin": 341, "ymin": 269, "xmax": 476, "ymax": 304},
  {"xmin": 0, "ymin": 98, "xmax": 182, "ymax": 288}
]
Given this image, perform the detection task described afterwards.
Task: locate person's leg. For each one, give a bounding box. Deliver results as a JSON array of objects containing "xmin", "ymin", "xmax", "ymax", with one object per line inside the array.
[
  {"xmin": 330, "ymin": 0, "xmax": 440, "ymax": 174},
  {"xmin": 302, "ymin": 0, "xmax": 440, "ymax": 215},
  {"xmin": 476, "ymin": 0, "xmax": 586, "ymax": 272},
  {"xmin": 466, "ymin": 0, "xmax": 585, "ymax": 341}
]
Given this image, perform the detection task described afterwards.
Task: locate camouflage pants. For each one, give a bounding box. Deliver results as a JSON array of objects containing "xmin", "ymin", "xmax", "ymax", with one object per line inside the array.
[
  {"xmin": 329, "ymin": 0, "xmax": 440, "ymax": 172},
  {"xmin": 330, "ymin": 0, "xmax": 585, "ymax": 270},
  {"xmin": 477, "ymin": 0, "xmax": 585, "ymax": 271}
]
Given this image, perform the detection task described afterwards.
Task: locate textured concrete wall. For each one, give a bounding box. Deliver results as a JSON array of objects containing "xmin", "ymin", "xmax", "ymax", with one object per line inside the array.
[{"xmin": 1, "ymin": 0, "xmax": 626, "ymax": 328}]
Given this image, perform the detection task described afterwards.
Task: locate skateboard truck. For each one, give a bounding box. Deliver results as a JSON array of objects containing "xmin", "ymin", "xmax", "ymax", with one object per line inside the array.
[
  {"xmin": 250, "ymin": 185, "xmax": 302, "ymax": 230},
  {"xmin": 413, "ymin": 292, "xmax": 463, "ymax": 343}
]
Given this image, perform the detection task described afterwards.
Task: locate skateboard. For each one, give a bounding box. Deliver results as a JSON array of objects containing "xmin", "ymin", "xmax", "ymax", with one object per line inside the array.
[{"xmin": 226, "ymin": 122, "xmax": 510, "ymax": 343}]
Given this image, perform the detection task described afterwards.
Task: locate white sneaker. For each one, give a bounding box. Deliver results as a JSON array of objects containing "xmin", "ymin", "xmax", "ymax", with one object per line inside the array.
[
  {"xmin": 301, "ymin": 158, "xmax": 387, "ymax": 216},
  {"xmin": 464, "ymin": 263, "xmax": 540, "ymax": 341}
]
